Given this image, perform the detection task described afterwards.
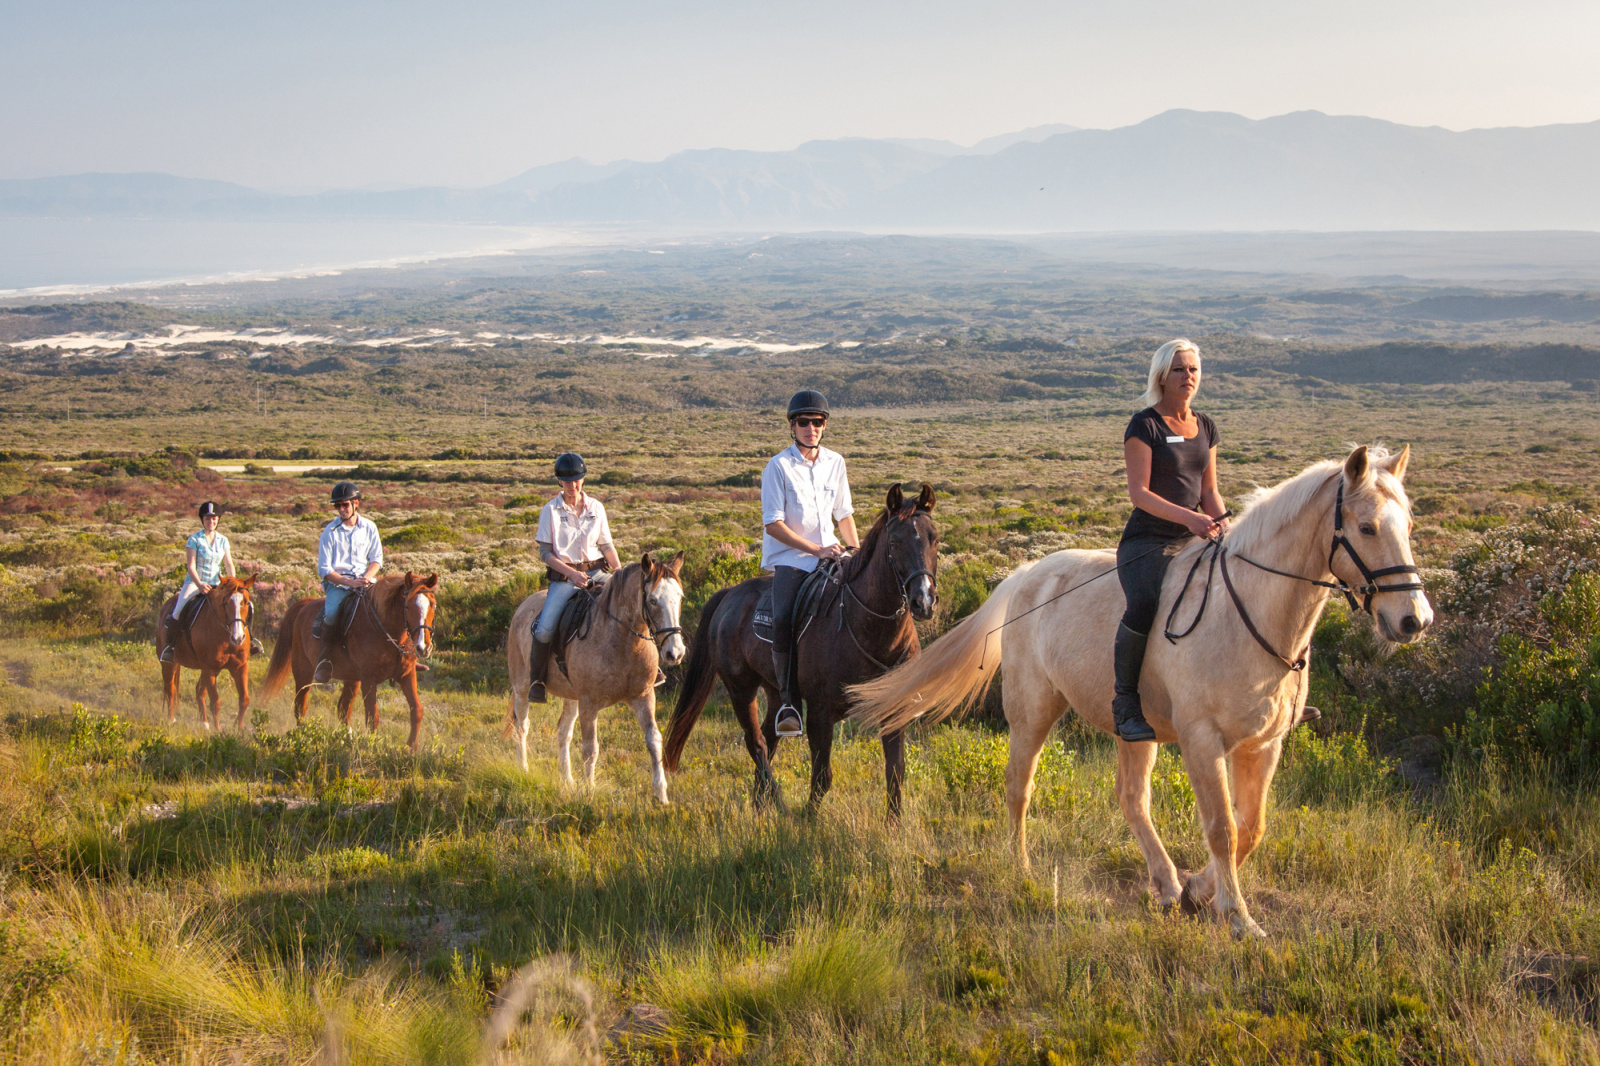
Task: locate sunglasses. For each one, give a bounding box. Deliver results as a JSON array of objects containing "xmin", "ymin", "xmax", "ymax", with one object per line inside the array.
[{"xmin": 792, "ymin": 417, "xmax": 827, "ymax": 429}]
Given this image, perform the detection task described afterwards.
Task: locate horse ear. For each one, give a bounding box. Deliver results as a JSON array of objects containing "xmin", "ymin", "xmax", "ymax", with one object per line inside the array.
[
  {"xmin": 916, "ymin": 483, "xmax": 936, "ymax": 513},
  {"xmin": 404, "ymin": 570, "xmax": 416, "ymax": 587},
  {"xmin": 423, "ymin": 573, "xmax": 438, "ymax": 589},
  {"xmin": 1344, "ymin": 445, "xmax": 1371, "ymax": 487},
  {"xmin": 241, "ymin": 572, "xmax": 257, "ymax": 587},
  {"xmin": 885, "ymin": 483, "xmax": 904, "ymax": 513},
  {"xmin": 1381, "ymin": 443, "xmax": 1411, "ymax": 482},
  {"xmin": 668, "ymin": 552, "xmax": 684, "ymax": 577},
  {"xmin": 641, "ymin": 551, "xmax": 655, "ymax": 574}
]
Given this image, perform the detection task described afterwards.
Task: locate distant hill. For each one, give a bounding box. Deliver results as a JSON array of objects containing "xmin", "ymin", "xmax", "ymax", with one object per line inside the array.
[{"xmin": 7, "ymin": 112, "xmax": 1600, "ymax": 230}]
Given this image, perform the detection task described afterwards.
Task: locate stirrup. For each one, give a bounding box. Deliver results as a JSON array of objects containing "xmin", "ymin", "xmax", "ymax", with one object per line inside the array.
[
  {"xmin": 159, "ymin": 646, "xmax": 175, "ymax": 663},
  {"xmin": 655, "ymin": 668, "xmax": 667, "ymax": 688},
  {"xmin": 774, "ymin": 703, "xmax": 804, "ymax": 738},
  {"xmin": 313, "ymin": 659, "xmax": 333, "ymax": 684}
]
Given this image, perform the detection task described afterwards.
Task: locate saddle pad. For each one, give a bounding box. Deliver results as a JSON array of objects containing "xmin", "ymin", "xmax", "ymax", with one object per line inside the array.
[
  {"xmin": 176, "ymin": 593, "xmax": 207, "ymax": 631},
  {"xmin": 753, "ymin": 566, "xmax": 835, "ymax": 644}
]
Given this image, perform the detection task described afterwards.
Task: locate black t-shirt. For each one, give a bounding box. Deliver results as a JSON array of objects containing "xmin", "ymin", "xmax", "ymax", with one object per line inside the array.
[{"xmin": 1122, "ymin": 407, "xmax": 1220, "ymax": 540}]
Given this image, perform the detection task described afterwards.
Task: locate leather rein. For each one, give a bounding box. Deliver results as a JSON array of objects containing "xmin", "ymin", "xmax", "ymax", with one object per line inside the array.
[
  {"xmin": 834, "ymin": 513, "xmax": 937, "ymax": 671},
  {"xmin": 359, "ymin": 584, "xmax": 434, "ymax": 660},
  {"xmin": 1163, "ymin": 476, "xmax": 1425, "ymax": 671},
  {"xmin": 606, "ymin": 567, "xmax": 683, "ymax": 647}
]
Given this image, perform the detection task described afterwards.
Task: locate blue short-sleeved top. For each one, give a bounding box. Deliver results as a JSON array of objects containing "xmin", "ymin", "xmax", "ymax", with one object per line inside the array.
[{"xmin": 186, "ymin": 530, "xmax": 230, "ymax": 585}]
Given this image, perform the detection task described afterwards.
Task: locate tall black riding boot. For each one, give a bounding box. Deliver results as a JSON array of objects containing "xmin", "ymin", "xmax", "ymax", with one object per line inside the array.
[
  {"xmin": 1111, "ymin": 623, "xmax": 1157, "ymax": 743},
  {"xmin": 312, "ymin": 616, "xmax": 336, "ymax": 684},
  {"xmin": 772, "ymin": 647, "xmax": 803, "ymax": 738},
  {"xmin": 528, "ymin": 636, "xmax": 553, "ymax": 702}
]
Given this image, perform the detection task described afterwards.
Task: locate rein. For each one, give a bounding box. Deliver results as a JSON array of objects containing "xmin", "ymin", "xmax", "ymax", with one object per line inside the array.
[
  {"xmin": 832, "ymin": 523, "xmax": 933, "ymax": 671},
  {"xmin": 360, "ymin": 584, "xmax": 433, "ymax": 660}
]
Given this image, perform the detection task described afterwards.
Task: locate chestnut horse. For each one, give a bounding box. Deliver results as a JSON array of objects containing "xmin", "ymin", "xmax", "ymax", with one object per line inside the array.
[
  {"xmin": 664, "ymin": 483, "xmax": 940, "ymax": 817},
  {"xmin": 156, "ymin": 574, "xmax": 257, "ymax": 730},
  {"xmin": 262, "ymin": 572, "xmax": 439, "ymax": 749},
  {"xmin": 851, "ymin": 447, "xmax": 1432, "ymax": 938}
]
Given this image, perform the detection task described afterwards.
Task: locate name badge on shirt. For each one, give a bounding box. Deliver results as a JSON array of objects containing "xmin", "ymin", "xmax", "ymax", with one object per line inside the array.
[{"xmin": 1165, "ymin": 435, "xmax": 1186, "ymax": 444}]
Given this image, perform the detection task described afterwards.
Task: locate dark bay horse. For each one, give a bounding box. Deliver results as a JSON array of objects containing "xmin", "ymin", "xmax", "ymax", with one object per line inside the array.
[
  {"xmin": 156, "ymin": 574, "xmax": 257, "ymax": 731},
  {"xmin": 262, "ymin": 572, "xmax": 439, "ymax": 750},
  {"xmin": 664, "ymin": 483, "xmax": 939, "ymax": 816}
]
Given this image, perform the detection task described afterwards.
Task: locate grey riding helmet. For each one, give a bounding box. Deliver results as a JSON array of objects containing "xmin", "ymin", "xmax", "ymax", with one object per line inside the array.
[
  {"xmin": 554, "ymin": 452, "xmax": 587, "ymax": 481},
  {"xmin": 330, "ymin": 481, "xmax": 361, "ymax": 503},
  {"xmin": 787, "ymin": 389, "xmax": 829, "ymax": 420}
]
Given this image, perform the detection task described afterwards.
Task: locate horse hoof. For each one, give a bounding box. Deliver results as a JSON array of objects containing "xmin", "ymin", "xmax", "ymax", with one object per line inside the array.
[{"xmin": 1231, "ymin": 917, "xmax": 1268, "ymax": 940}]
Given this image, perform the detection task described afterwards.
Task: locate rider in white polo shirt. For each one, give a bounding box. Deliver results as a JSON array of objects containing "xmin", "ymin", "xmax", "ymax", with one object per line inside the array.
[
  {"xmin": 761, "ymin": 389, "xmax": 858, "ymax": 738},
  {"xmin": 314, "ymin": 481, "xmax": 384, "ymax": 683},
  {"xmin": 527, "ymin": 452, "xmax": 622, "ymax": 702}
]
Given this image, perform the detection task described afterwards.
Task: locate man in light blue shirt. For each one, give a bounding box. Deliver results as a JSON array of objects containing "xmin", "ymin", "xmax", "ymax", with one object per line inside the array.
[
  {"xmin": 761, "ymin": 389, "xmax": 858, "ymax": 737},
  {"xmin": 314, "ymin": 480, "xmax": 383, "ymax": 682}
]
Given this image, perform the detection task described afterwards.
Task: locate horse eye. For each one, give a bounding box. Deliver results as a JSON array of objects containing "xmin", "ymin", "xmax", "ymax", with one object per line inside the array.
[{"xmin": 1359, "ymin": 522, "xmax": 1377, "ymax": 536}]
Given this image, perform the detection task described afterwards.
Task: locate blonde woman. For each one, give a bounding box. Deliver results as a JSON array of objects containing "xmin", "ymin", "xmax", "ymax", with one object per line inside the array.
[{"xmin": 1112, "ymin": 339, "xmax": 1229, "ymax": 742}]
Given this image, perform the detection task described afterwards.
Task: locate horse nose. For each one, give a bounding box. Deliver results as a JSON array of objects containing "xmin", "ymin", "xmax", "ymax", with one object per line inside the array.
[{"xmin": 1399, "ymin": 614, "xmax": 1423, "ymax": 636}]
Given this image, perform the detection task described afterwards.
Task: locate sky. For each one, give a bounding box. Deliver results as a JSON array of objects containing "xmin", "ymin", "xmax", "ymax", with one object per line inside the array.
[{"xmin": 3, "ymin": 0, "xmax": 1598, "ymax": 190}]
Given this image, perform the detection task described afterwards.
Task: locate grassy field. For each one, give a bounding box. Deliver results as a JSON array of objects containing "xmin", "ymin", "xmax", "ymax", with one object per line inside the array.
[{"xmin": 6, "ymin": 257, "xmax": 1600, "ymax": 1062}]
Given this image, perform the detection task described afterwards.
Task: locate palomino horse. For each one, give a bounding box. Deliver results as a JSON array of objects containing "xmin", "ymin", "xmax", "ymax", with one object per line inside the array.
[
  {"xmin": 665, "ymin": 483, "xmax": 940, "ymax": 817},
  {"xmin": 156, "ymin": 574, "xmax": 257, "ymax": 730},
  {"xmin": 851, "ymin": 447, "xmax": 1432, "ymax": 937},
  {"xmin": 504, "ymin": 553, "xmax": 687, "ymax": 803},
  {"xmin": 262, "ymin": 572, "xmax": 439, "ymax": 750}
]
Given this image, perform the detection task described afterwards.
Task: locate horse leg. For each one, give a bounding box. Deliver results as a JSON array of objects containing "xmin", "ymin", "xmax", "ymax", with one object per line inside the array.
[
  {"xmin": 804, "ymin": 707, "xmax": 835, "ymax": 813},
  {"xmin": 363, "ymin": 682, "xmax": 381, "ymax": 734},
  {"xmin": 193, "ymin": 672, "xmax": 211, "ymax": 731},
  {"xmin": 162, "ymin": 662, "xmax": 180, "ymax": 724},
  {"xmin": 882, "ymin": 728, "xmax": 905, "ymax": 824},
  {"xmin": 230, "ymin": 661, "xmax": 250, "ymax": 730},
  {"xmin": 1116, "ymin": 739, "xmax": 1184, "ymax": 908},
  {"xmin": 1229, "ymin": 737, "xmax": 1283, "ymax": 873},
  {"xmin": 398, "ymin": 671, "xmax": 424, "ymax": 751},
  {"xmin": 579, "ymin": 699, "xmax": 601, "ymax": 786},
  {"xmin": 1003, "ymin": 708, "xmax": 1059, "ymax": 871},
  {"xmin": 336, "ymin": 682, "xmax": 359, "ymax": 732},
  {"xmin": 555, "ymin": 699, "xmax": 579, "ymax": 784},
  {"xmin": 1178, "ymin": 730, "xmax": 1264, "ymax": 939},
  {"xmin": 628, "ymin": 692, "xmax": 670, "ymax": 805},
  {"xmin": 510, "ymin": 684, "xmax": 532, "ymax": 772},
  {"xmin": 731, "ymin": 682, "xmax": 779, "ymax": 811},
  {"xmin": 206, "ymin": 671, "xmax": 223, "ymax": 732}
]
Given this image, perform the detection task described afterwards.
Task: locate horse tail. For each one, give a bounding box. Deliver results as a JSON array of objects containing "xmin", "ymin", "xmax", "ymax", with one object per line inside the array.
[
  {"xmin": 261, "ymin": 599, "xmax": 306, "ymax": 702},
  {"xmin": 663, "ymin": 587, "xmax": 729, "ymax": 773},
  {"xmin": 848, "ymin": 561, "xmax": 1037, "ymax": 736}
]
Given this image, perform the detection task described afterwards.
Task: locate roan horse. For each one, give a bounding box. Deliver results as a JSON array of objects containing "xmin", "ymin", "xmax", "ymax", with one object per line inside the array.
[
  {"xmin": 504, "ymin": 553, "xmax": 687, "ymax": 802},
  {"xmin": 851, "ymin": 446, "xmax": 1432, "ymax": 937},
  {"xmin": 156, "ymin": 574, "xmax": 258, "ymax": 730},
  {"xmin": 262, "ymin": 572, "xmax": 439, "ymax": 749},
  {"xmin": 665, "ymin": 483, "xmax": 940, "ymax": 816}
]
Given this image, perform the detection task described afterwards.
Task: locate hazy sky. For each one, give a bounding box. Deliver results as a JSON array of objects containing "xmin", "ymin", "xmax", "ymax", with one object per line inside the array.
[{"xmin": 3, "ymin": 0, "xmax": 1597, "ymax": 189}]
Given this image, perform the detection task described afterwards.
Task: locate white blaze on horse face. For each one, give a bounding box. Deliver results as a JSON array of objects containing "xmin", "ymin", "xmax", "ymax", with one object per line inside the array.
[
  {"xmin": 229, "ymin": 592, "xmax": 246, "ymax": 644},
  {"xmin": 653, "ymin": 578, "xmax": 687, "ymax": 665},
  {"xmin": 414, "ymin": 592, "xmax": 432, "ymax": 655},
  {"xmin": 1371, "ymin": 495, "xmax": 1433, "ymax": 643}
]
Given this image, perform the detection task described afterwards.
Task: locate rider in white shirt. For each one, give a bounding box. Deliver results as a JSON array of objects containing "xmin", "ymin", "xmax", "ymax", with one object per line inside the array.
[
  {"xmin": 314, "ymin": 481, "xmax": 384, "ymax": 683},
  {"xmin": 527, "ymin": 452, "xmax": 622, "ymax": 702},
  {"xmin": 761, "ymin": 389, "xmax": 859, "ymax": 737}
]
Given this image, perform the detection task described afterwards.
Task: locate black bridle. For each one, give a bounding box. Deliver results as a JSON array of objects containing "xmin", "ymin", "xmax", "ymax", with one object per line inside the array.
[
  {"xmin": 1327, "ymin": 478, "xmax": 1426, "ymax": 613},
  {"xmin": 608, "ymin": 566, "xmax": 683, "ymax": 647},
  {"xmin": 1164, "ymin": 474, "xmax": 1427, "ymax": 670},
  {"xmin": 835, "ymin": 513, "xmax": 938, "ymax": 669},
  {"xmin": 361, "ymin": 584, "xmax": 435, "ymax": 660}
]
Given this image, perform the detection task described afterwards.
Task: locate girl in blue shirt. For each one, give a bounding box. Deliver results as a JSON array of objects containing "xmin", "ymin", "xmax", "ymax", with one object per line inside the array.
[{"xmin": 159, "ymin": 501, "xmax": 238, "ymax": 662}]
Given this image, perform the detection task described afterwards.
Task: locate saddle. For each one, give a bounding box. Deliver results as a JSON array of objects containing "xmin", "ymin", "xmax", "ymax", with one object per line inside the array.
[
  {"xmin": 753, "ymin": 563, "xmax": 837, "ymax": 645},
  {"xmin": 552, "ymin": 578, "xmax": 608, "ymax": 678},
  {"xmin": 175, "ymin": 592, "xmax": 207, "ymax": 633}
]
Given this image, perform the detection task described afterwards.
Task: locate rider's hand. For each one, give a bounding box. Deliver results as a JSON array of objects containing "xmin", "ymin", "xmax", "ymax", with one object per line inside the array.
[
  {"xmin": 198, "ymin": 584, "xmax": 212, "ymax": 594},
  {"xmin": 1183, "ymin": 512, "xmax": 1221, "ymax": 538},
  {"xmin": 571, "ymin": 572, "xmax": 590, "ymax": 589},
  {"xmin": 817, "ymin": 543, "xmax": 845, "ymax": 561}
]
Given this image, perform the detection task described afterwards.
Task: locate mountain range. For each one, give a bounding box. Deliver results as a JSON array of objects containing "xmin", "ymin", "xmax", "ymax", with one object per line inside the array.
[{"xmin": 5, "ymin": 111, "xmax": 1599, "ymax": 231}]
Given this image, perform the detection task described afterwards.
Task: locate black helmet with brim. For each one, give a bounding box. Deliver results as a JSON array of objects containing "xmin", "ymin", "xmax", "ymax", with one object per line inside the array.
[
  {"xmin": 787, "ymin": 389, "xmax": 830, "ymax": 420},
  {"xmin": 330, "ymin": 481, "xmax": 361, "ymax": 504},
  {"xmin": 554, "ymin": 453, "xmax": 587, "ymax": 481},
  {"xmin": 198, "ymin": 501, "xmax": 219, "ymax": 518}
]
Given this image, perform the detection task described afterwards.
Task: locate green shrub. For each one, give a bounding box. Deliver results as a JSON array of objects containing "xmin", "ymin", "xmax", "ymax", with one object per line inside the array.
[
  {"xmin": 911, "ymin": 728, "xmax": 1080, "ymax": 812},
  {"xmin": 433, "ymin": 572, "xmax": 543, "ymax": 652},
  {"xmin": 1277, "ymin": 721, "xmax": 1396, "ymax": 807},
  {"xmin": 385, "ymin": 523, "xmax": 461, "ymax": 549},
  {"xmin": 0, "ymin": 919, "xmax": 78, "ymax": 1037},
  {"xmin": 936, "ymin": 559, "xmax": 994, "ymax": 628}
]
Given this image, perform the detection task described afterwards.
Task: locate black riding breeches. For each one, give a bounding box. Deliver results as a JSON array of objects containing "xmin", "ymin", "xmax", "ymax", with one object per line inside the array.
[
  {"xmin": 771, "ymin": 565, "xmax": 806, "ymax": 650},
  {"xmin": 1117, "ymin": 534, "xmax": 1180, "ymax": 637}
]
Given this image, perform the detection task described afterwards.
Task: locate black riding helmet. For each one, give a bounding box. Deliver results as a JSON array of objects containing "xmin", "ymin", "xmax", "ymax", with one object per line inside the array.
[
  {"xmin": 787, "ymin": 389, "xmax": 829, "ymax": 420},
  {"xmin": 554, "ymin": 452, "xmax": 587, "ymax": 481},
  {"xmin": 330, "ymin": 481, "xmax": 361, "ymax": 504},
  {"xmin": 197, "ymin": 501, "xmax": 220, "ymax": 518}
]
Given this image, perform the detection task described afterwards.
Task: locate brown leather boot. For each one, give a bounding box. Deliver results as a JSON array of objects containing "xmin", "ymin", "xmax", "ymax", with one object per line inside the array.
[{"xmin": 528, "ymin": 636, "xmax": 553, "ymax": 702}]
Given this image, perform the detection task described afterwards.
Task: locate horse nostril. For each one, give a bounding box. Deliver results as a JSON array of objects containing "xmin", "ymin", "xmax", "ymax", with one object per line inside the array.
[{"xmin": 1400, "ymin": 615, "xmax": 1421, "ymax": 635}]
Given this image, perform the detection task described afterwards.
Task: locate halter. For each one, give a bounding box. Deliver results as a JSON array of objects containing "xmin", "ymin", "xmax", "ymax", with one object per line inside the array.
[{"xmin": 834, "ymin": 511, "xmax": 936, "ymax": 670}]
